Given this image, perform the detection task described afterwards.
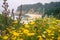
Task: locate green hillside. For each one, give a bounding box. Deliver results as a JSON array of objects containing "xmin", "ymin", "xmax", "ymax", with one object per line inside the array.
[
  {"xmin": 17, "ymin": 3, "xmax": 43, "ymax": 13},
  {"xmin": 17, "ymin": 2, "xmax": 60, "ymax": 19}
]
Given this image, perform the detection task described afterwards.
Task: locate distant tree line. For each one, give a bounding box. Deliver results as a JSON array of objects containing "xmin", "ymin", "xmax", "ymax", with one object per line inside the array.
[{"xmin": 44, "ymin": 2, "xmax": 60, "ymax": 19}]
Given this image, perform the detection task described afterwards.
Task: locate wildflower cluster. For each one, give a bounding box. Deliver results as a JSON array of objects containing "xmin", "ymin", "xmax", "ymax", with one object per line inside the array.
[{"xmin": 0, "ymin": 17, "xmax": 60, "ymax": 40}]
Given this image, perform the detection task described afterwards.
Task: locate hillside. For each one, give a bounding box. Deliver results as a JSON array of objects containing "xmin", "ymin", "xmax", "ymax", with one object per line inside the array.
[
  {"xmin": 17, "ymin": 2, "xmax": 60, "ymax": 14},
  {"xmin": 17, "ymin": 2, "xmax": 60, "ymax": 19},
  {"xmin": 17, "ymin": 3, "xmax": 43, "ymax": 14},
  {"xmin": 44, "ymin": 2, "xmax": 60, "ymax": 19}
]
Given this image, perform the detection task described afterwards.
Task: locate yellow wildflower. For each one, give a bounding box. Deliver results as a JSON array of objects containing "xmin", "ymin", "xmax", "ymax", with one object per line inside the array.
[
  {"xmin": 3, "ymin": 35, "xmax": 8, "ymax": 40},
  {"xmin": 59, "ymin": 30, "xmax": 60, "ymax": 32},
  {"xmin": 11, "ymin": 36, "xmax": 16, "ymax": 40},
  {"xmin": 52, "ymin": 21, "xmax": 56, "ymax": 24},
  {"xmin": 30, "ymin": 21, "xmax": 35, "ymax": 25},
  {"xmin": 20, "ymin": 38, "xmax": 23, "ymax": 40},
  {"xmin": 25, "ymin": 24, "xmax": 30, "ymax": 28},
  {"xmin": 42, "ymin": 34, "xmax": 46, "ymax": 38},
  {"xmin": 23, "ymin": 29, "xmax": 29, "ymax": 34},
  {"xmin": 48, "ymin": 33, "xmax": 51, "ymax": 36},
  {"xmin": 52, "ymin": 37, "xmax": 54, "ymax": 39},
  {"xmin": 46, "ymin": 29, "xmax": 51, "ymax": 33},
  {"xmin": 27, "ymin": 33, "xmax": 35, "ymax": 36},
  {"xmin": 58, "ymin": 36, "xmax": 60, "ymax": 40},
  {"xmin": 56, "ymin": 20, "xmax": 60, "ymax": 22},
  {"xmin": 46, "ymin": 38, "xmax": 49, "ymax": 40},
  {"xmin": 37, "ymin": 36, "xmax": 43, "ymax": 40},
  {"xmin": 12, "ymin": 31, "xmax": 19, "ymax": 36},
  {"xmin": 51, "ymin": 33, "xmax": 54, "ymax": 35},
  {"xmin": 49, "ymin": 26, "xmax": 56, "ymax": 29}
]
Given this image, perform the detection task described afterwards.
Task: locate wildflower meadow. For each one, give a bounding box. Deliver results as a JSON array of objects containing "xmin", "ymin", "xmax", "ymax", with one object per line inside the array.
[
  {"xmin": 0, "ymin": 0, "xmax": 60, "ymax": 40},
  {"xmin": 0, "ymin": 16, "xmax": 60, "ymax": 40}
]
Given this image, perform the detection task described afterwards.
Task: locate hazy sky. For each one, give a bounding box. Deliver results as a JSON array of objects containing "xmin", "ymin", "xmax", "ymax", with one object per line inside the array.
[{"xmin": 0, "ymin": 0, "xmax": 60, "ymax": 12}]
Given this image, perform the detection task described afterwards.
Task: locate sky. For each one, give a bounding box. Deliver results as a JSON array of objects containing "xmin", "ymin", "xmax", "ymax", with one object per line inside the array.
[{"xmin": 0, "ymin": 0, "xmax": 60, "ymax": 12}]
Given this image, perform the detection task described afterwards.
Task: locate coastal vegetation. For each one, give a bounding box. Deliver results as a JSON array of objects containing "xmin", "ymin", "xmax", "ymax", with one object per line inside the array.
[{"xmin": 0, "ymin": 0, "xmax": 60, "ymax": 40}]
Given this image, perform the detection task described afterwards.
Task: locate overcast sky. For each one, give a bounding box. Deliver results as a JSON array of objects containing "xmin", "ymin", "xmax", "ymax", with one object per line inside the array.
[{"xmin": 0, "ymin": 0, "xmax": 60, "ymax": 12}]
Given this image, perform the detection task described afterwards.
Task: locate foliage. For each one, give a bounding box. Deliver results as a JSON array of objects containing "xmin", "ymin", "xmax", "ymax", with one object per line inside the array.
[
  {"xmin": 0, "ymin": 14, "xmax": 13, "ymax": 30},
  {"xmin": 44, "ymin": 2, "xmax": 60, "ymax": 19},
  {"xmin": 0, "ymin": 17, "xmax": 60, "ymax": 40}
]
